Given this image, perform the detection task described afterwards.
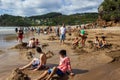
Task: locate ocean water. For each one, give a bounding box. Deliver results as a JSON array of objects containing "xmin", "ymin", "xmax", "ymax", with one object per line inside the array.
[
  {"xmin": 0, "ymin": 27, "xmax": 30, "ymax": 48},
  {"xmin": 0, "ymin": 27, "xmax": 16, "ymax": 35},
  {"xmin": 0, "ymin": 27, "xmax": 17, "ymax": 48}
]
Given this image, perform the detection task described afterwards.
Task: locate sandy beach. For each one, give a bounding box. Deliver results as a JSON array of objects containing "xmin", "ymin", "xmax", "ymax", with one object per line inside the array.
[{"xmin": 0, "ymin": 27, "xmax": 120, "ymax": 80}]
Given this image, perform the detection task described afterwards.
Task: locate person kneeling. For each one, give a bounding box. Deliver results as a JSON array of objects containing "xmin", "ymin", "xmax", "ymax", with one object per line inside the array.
[
  {"xmin": 37, "ymin": 50, "xmax": 74, "ymax": 80},
  {"xmin": 19, "ymin": 47, "xmax": 47, "ymax": 71},
  {"xmin": 72, "ymin": 37, "xmax": 80, "ymax": 46}
]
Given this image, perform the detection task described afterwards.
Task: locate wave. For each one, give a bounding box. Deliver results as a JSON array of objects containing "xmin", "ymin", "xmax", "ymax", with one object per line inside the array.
[{"xmin": 0, "ymin": 27, "xmax": 17, "ymax": 35}]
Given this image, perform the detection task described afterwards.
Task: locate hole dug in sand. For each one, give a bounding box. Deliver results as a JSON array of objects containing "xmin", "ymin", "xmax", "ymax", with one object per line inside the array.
[
  {"xmin": 46, "ymin": 51, "xmax": 54, "ymax": 59},
  {"xmin": 106, "ymin": 49, "xmax": 120, "ymax": 63},
  {"xmin": 11, "ymin": 42, "xmax": 28, "ymax": 49}
]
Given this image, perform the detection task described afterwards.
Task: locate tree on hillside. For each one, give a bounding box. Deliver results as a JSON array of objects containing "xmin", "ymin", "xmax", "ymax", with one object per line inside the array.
[{"xmin": 98, "ymin": 0, "xmax": 120, "ymax": 22}]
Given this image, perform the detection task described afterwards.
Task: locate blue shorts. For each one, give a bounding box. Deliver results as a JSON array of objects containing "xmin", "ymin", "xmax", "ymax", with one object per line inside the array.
[
  {"xmin": 48, "ymin": 68, "xmax": 64, "ymax": 77},
  {"xmin": 60, "ymin": 34, "xmax": 65, "ymax": 40},
  {"xmin": 32, "ymin": 64, "xmax": 39, "ymax": 69}
]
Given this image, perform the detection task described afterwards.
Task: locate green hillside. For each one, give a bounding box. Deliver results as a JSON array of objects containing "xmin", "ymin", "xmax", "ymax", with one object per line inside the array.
[{"xmin": 0, "ymin": 12, "xmax": 98, "ymax": 26}]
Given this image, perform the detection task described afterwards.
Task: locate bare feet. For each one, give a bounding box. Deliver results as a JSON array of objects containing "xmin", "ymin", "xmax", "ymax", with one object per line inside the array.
[{"xmin": 70, "ymin": 73, "xmax": 75, "ymax": 76}]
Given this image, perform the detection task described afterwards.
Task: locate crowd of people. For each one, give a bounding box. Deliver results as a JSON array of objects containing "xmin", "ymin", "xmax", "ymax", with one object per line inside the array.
[{"xmin": 15, "ymin": 24, "xmax": 109, "ymax": 80}]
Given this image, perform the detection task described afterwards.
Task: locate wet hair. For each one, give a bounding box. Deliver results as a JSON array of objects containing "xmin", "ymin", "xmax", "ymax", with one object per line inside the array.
[
  {"xmin": 101, "ymin": 36, "xmax": 106, "ymax": 39},
  {"xmin": 76, "ymin": 37, "xmax": 78, "ymax": 39},
  {"xmin": 101, "ymin": 36, "xmax": 106, "ymax": 41},
  {"xmin": 96, "ymin": 36, "xmax": 98, "ymax": 38},
  {"xmin": 33, "ymin": 38, "xmax": 35, "ymax": 40},
  {"xmin": 59, "ymin": 50, "xmax": 66, "ymax": 56},
  {"xmin": 36, "ymin": 39, "xmax": 38, "ymax": 41},
  {"xmin": 36, "ymin": 47, "xmax": 42, "ymax": 53}
]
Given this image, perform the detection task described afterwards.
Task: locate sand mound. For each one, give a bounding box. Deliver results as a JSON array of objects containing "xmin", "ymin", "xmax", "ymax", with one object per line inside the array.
[
  {"xmin": 11, "ymin": 42, "xmax": 28, "ymax": 49},
  {"xmin": 109, "ymin": 68, "xmax": 120, "ymax": 80},
  {"xmin": 106, "ymin": 33, "xmax": 120, "ymax": 36},
  {"xmin": 87, "ymin": 40, "xmax": 94, "ymax": 49},
  {"xmin": 20, "ymin": 50, "xmax": 35, "ymax": 60},
  {"xmin": 46, "ymin": 51, "xmax": 54, "ymax": 59},
  {"xmin": 106, "ymin": 49, "xmax": 120, "ymax": 63},
  {"xmin": 7, "ymin": 68, "xmax": 30, "ymax": 80},
  {"xmin": 95, "ymin": 33, "xmax": 104, "ymax": 35},
  {"xmin": 25, "ymin": 50, "xmax": 34, "ymax": 60},
  {"xmin": 73, "ymin": 48, "xmax": 88, "ymax": 54},
  {"xmin": 47, "ymin": 36, "xmax": 57, "ymax": 41},
  {"xmin": 67, "ymin": 38, "xmax": 74, "ymax": 41},
  {"xmin": 73, "ymin": 32, "xmax": 80, "ymax": 37},
  {"xmin": 112, "ymin": 44, "xmax": 120, "ymax": 50},
  {"xmin": 42, "ymin": 43, "xmax": 49, "ymax": 48}
]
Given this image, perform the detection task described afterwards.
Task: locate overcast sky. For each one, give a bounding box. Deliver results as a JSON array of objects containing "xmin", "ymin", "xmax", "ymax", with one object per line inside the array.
[{"xmin": 0, "ymin": 0, "xmax": 104, "ymax": 16}]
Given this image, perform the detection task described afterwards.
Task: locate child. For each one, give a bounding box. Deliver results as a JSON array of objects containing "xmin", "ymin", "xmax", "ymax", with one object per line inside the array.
[
  {"xmin": 94, "ymin": 36, "xmax": 100, "ymax": 48},
  {"xmin": 28, "ymin": 38, "xmax": 36, "ymax": 48},
  {"xmin": 72, "ymin": 37, "xmax": 80, "ymax": 46},
  {"xmin": 35, "ymin": 39, "xmax": 39, "ymax": 46},
  {"xmin": 37, "ymin": 50, "xmax": 74, "ymax": 80}
]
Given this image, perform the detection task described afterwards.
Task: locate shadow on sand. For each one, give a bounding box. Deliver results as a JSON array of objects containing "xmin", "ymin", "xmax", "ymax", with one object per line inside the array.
[
  {"xmin": 46, "ymin": 64, "xmax": 89, "ymax": 80},
  {"xmin": 73, "ymin": 69, "xmax": 89, "ymax": 74}
]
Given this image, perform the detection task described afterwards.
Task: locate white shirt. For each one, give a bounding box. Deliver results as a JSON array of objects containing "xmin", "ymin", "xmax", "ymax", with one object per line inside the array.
[
  {"xmin": 28, "ymin": 40, "xmax": 32, "ymax": 47},
  {"xmin": 60, "ymin": 27, "xmax": 66, "ymax": 34}
]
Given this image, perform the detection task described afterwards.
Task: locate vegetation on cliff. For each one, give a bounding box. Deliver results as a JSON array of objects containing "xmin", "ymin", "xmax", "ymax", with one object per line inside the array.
[{"xmin": 98, "ymin": 0, "xmax": 120, "ymax": 22}]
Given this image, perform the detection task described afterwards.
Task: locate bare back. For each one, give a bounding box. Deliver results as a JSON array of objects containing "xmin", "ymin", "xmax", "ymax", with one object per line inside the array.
[{"xmin": 39, "ymin": 53, "xmax": 47, "ymax": 66}]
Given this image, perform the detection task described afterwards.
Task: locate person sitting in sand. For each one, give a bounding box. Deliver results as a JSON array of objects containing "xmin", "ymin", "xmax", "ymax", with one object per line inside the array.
[
  {"xmin": 28, "ymin": 38, "xmax": 36, "ymax": 48},
  {"xmin": 94, "ymin": 36, "xmax": 100, "ymax": 48},
  {"xmin": 37, "ymin": 50, "xmax": 74, "ymax": 80},
  {"xmin": 72, "ymin": 37, "xmax": 80, "ymax": 46},
  {"xmin": 35, "ymin": 39, "xmax": 40, "ymax": 46},
  {"xmin": 100, "ymin": 36, "xmax": 107, "ymax": 48},
  {"xmin": 19, "ymin": 47, "xmax": 47, "ymax": 71}
]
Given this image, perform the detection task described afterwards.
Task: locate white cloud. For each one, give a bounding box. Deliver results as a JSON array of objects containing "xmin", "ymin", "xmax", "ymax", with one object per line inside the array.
[{"xmin": 0, "ymin": 0, "xmax": 104, "ymax": 16}]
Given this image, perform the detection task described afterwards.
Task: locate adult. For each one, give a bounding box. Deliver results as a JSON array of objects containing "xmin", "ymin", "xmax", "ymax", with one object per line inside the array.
[
  {"xmin": 15, "ymin": 28, "xmax": 18, "ymax": 33},
  {"xmin": 35, "ymin": 39, "xmax": 39, "ymax": 46},
  {"xmin": 37, "ymin": 27, "xmax": 41, "ymax": 35},
  {"xmin": 80, "ymin": 26, "xmax": 86, "ymax": 47},
  {"xmin": 72, "ymin": 37, "xmax": 80, "ymax": 47},
  {"xmin": 60, "ymin": 24, "xmax": 66, "ymax": 44},
  {"xmin": 94, "ymin": 36, "xmax": 100, "ymax": 48},
  {"xmin": 19, "ymin": 47, "xmax": 47, "ymax": 71},
  {"xmin": 17, "ymin": 29, "xmax": 24, "ymax": 43},
  {"xmin": 28, "ymin": 38, "xmax": 36, "ymax": 48},
  {"xmin": 100, "ymin": 36, "xmax": 107, "ymax": 48}
]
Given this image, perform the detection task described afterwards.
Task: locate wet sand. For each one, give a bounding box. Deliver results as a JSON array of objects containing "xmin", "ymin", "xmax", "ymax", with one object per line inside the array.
[{"xmin": 0, "ymin": 27, "xmax": 120, "ymax": 80}]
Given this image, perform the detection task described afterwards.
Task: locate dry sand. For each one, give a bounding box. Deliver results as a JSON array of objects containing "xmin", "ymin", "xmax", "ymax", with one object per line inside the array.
[{"xmin": 0, "ymin": 27, "xmax": 120, "ymax": 80}]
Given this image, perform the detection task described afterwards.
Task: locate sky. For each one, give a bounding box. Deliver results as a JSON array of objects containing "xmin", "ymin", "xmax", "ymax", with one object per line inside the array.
[{"xmin": 0, "ymin": 0, "xmax": 104, "ymax": 16}]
